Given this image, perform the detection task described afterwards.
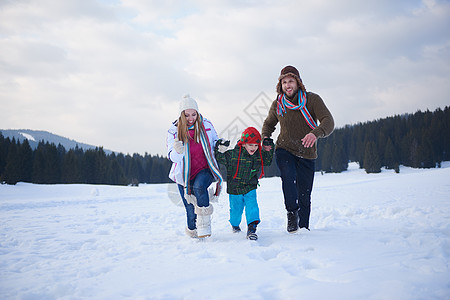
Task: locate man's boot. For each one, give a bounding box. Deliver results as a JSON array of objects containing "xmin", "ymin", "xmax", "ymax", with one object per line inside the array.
[{"xmin": 287, "ymin": 210, "xmax": 299, "ymax": 233}]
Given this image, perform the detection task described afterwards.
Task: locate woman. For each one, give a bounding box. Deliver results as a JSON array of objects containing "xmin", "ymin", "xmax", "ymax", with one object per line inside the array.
[{"xmin": 167, "ymin": 94, "xmax": 223, "ymax": 238}]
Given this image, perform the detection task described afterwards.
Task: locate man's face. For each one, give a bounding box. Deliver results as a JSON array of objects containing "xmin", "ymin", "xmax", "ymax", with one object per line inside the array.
[{"xmin": 281, "ymin": 75, "xmax": 298, "ymax": 97}]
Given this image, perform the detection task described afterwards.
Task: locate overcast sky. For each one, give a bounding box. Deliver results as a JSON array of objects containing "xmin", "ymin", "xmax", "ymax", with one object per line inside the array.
[{"xmin": 1, "ymin": 0, "xmax": 449, "ymax": 156}]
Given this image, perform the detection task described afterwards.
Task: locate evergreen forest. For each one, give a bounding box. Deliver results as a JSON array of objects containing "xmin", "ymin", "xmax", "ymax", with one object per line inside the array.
[
  {"xmin": 0, "ymin": 106, "xmax": 448, "ymax": 185},
  {"xmin": 0, "ymin": 138, "xmax": 171, "ymax": 185},
  {"xmin": 316, "ymin": 106, "xmax": 450, "ymax": 173}
]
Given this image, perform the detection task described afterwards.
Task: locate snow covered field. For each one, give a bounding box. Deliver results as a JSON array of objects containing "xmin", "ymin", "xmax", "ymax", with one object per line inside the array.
[{"xmin": 1, "ymin": 162, "xmax": 449, "ymax": 299}]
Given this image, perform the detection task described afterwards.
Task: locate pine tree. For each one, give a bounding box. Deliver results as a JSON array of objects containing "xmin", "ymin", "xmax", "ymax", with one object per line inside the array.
[
  {"xmin": 32, "ymin": 142, "xmax": 45, "ymax": 183},
  {"xmin": 409, "ymin": 137, "xmax": 420, "ymax": 168},
  {"xmin": 82, "ymin": 149, "xmax": 97, "ymax": 184},
  {"xmin": 18, "ymin": 139, "xmax": 33, "ymax": 182},
  {"xmin": 444, "ymin": 107, "xmax": 450, "ymax": 161},
  {"xmin": 126, "ymin": 155, "xmax": 141, "ymax": 185},
  {"xmin": 62, "ymin": 149, "xmax": 83, "ymax": 183},
  {"xmin": 3, "ymin": 139, "xmax": 21, "ymax": 184},
  {"xmin": 383, "ymin": 138, "xmax": 397, "ymax": 170},
  {"xmin": 95, "ymin": 147, "xmax": 108, "ymax": 184},
  {"xmin": 107, "ymin": 158, "xmax": 127, "ymax": 185},
  {"xmin": 0, "ymin": 133, "xmax": 10, "ymax": 181},
  {"xmin": 419, "ymin": 131, "xmax": 435, "ymax": 168},
  {"xmin": 364, "ymin": 141, "xmax": 381, "ymax": 173},
  {"xmin": 331, "ymin": 145, "xmax": 348, "ymax": 173},
  {"xmin": 321, "ymin": 143, "xmax": 332, "ymax": 173},
  {"xmin": 142, "ymin": 153, "xmax": 153, "ymax": 183},
  {"xmin": 44, "ymin": 142, "xmax": 62, "ymax": 183}
]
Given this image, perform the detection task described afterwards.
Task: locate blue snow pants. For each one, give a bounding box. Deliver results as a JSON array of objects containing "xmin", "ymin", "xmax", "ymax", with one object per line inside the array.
[{"xmin": 228, "ymin": 189, "xmax": 260, "ymax": 227}]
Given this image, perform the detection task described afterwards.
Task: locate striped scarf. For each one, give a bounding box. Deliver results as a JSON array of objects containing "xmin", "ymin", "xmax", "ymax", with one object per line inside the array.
[
  {"xmin": 183, "ymin": 115, "xmax": 223, "ymax": 196},
  {"xmin": 276, "ymin": 91, "xmax": 318, "ymax": 129}
]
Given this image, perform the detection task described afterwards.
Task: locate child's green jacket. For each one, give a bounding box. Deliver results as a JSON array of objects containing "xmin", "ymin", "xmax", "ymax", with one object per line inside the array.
[{"xmin": 214, "ymin": 141, "xmax": 274, "ymax": 195}]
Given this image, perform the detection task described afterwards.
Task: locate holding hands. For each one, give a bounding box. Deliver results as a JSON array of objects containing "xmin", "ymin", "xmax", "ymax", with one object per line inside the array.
[
  {"xmin": 262, "ymin": 137, "xmax": 273, "ymax": 152},
  {"xmin": 217, "ymin": 139, "xmax": 230, "ymax": 153}
]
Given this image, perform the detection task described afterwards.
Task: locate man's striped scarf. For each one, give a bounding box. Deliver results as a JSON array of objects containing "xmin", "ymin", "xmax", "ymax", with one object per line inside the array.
[
  {"xmin": 183, "ymin": 114, "xmax": 223, "ymax": 196},
  {"xmin": 276, "ymin": 91, "xmax": 318, "ymax": 129}
]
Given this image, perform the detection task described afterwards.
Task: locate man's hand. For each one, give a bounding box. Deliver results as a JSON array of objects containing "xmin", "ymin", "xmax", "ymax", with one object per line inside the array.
[
  {"xmin": 262, "ymin": 137, "xmax": 273, "ymax": 151},
  {"xmin": 301, "ymin": 133, "xmax": 317, "ymax": 148}
]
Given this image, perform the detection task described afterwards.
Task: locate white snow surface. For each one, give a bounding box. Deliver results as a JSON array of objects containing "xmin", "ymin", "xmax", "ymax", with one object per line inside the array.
[{"xmin": 1, "ymin": 162, "xmax": 449, "ymax": 299}]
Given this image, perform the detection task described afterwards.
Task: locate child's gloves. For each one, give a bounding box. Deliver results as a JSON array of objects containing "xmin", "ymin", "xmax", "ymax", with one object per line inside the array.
[
  {"xmin": 217, "ymin": 139, "xmax": 230, "ymax": 153},
  {"xmin": 262, "ymin": 137, "xmax": 273, "ymax": 151},
  {"xmin": 173, "ymin": 138, "xmax": 185, "ymax": 154},
  {"xmin": 262, "ymin": 137, "xmax": 273, "ymax": 146}
]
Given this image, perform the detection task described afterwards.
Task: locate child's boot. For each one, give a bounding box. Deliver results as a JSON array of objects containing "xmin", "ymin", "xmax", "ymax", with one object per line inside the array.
[
  {"xmin": 232, "ymin": 225, "xmax": 241, "ymax": 233},
  {"xmin": 247, "ymin": 221, "xmax": 258, "ymax": 240}
]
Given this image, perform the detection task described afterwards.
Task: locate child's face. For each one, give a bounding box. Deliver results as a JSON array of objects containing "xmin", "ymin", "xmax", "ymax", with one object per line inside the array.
[{"xmin": 243, "ymin": 143, "xmax": 259, "ymax": 155}]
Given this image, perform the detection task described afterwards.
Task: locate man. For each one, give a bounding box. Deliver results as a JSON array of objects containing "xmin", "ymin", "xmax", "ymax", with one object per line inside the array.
[{"xmin": 261, "ymin": 65, "xmax": 334, "ymax": 233}]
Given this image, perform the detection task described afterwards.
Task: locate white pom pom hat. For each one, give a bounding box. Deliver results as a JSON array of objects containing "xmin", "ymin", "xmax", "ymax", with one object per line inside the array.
[{"xmin": 179, "ymin": 94, "xmax": 199, "ymax": 115}]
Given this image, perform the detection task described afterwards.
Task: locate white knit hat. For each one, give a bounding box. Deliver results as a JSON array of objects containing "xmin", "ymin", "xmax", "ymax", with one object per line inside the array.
[{"xmin": 179, "ymin": 94, "xmax": 199, "ymax": 115}]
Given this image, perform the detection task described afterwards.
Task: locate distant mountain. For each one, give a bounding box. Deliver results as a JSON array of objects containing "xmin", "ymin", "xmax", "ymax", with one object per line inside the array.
[{"xmin": 0, "ymin": 129, "xmax": 113, "ymax": 154}]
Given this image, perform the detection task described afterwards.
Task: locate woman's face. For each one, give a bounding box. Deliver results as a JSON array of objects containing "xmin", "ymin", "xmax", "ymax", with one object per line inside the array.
[{"xmin": 184, "ymin": 109, "xmax": 198, "ymax": 126}]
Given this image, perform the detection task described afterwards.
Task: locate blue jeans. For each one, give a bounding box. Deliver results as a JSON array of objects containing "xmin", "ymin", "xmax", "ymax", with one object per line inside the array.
[
  {"xmin": 275, "ymin": 148, "xmax": 315, "ymax": 229},
  {"xmin": 228, "ymin": 189, "xmax": 260, "ymax": 227},
  {"xmin": 178, "ymin": 169, "xmax": 214, "ymax": 230}
]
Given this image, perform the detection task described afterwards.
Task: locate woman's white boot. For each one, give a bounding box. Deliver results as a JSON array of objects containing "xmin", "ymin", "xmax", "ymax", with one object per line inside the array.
[{"xmin": 195, "ymin": 205, "xmax": 213, "ymax": 238}]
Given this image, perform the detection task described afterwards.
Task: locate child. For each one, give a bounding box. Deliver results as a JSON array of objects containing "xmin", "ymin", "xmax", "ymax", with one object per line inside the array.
[{"xmin": 214, "ymin": 127, "xmax": 274, "ymax": 240}]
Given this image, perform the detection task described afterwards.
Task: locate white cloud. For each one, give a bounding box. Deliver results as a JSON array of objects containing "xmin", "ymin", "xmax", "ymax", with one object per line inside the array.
[{"xmin": 1, "ymin": 0, "xmax": 449, "ymax": 156}]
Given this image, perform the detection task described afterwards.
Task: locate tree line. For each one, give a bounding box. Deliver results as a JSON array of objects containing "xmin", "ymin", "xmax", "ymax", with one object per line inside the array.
[
  {"xmin": 0, "ymin": 135, "xmax": 171, "ymax": 185},
  {"xmin": 316, "ymin": 106, "xmax": 450, "ymax": 173},
  {"xmin": 1, "ymin": 106, "xmax": 448, "ymax": 185}
]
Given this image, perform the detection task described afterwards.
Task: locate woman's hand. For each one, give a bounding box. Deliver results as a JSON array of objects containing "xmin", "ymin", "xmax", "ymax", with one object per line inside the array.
[
  {"xmin": 216, "ymin": 139, "xmax": 230, "ymax": 153},
  {"xmin": 173, "ymin": 138, "xmax": 185, "ymax": 154}
]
